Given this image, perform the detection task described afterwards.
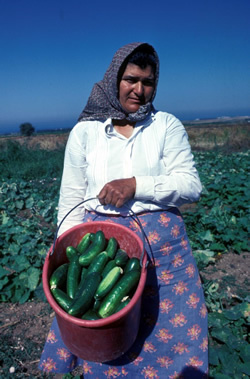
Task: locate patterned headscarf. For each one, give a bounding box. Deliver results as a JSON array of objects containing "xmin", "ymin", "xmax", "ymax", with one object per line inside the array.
[{"xmin": 78, "ymin": 42, "xmax": 159, "ymax": 123}]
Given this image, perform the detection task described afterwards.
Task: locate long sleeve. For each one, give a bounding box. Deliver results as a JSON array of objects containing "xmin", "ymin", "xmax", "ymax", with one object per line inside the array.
[
  {"xmin": 57, "ymin": 126, "xmax": 88, "ymax": 236},
  {"xmin": 134, "ymin": 113, "xmax": 202, "ymax": 207}
]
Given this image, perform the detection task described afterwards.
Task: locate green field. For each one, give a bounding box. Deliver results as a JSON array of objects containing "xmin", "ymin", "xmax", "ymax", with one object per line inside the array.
[{"xmin": 0, "ymin": 130, "xmax": 249, "ymax": 378}]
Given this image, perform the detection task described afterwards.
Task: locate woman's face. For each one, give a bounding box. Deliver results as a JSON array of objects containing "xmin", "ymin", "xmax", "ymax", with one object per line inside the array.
[{"xmin": 119, "ymin": 63, "xmax": 155, "ymax": 114}]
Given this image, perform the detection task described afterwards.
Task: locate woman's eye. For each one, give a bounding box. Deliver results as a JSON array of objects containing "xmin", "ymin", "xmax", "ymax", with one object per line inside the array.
[
  {"xmin": 143, "ymin": 80, "xmax": 154, "ymax": 86},
  {"xmin": 125, "ymin": 78, "xmax": 136, "ymax": 84},
  {"xmin": 122, "ymin": 77, "xmax": 154, "ymax": 86}
]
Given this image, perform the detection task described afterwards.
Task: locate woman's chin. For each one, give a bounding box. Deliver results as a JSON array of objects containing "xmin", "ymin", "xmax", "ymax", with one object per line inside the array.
[{"xmin": 125, "ymin": 104, "xmax": 141, "ymax": 114}]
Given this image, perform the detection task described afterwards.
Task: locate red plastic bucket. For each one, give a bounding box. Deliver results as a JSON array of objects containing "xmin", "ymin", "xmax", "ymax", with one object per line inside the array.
[{"xmin": 43, "ymin": 221, "xmax": 147, "ymax": 362}]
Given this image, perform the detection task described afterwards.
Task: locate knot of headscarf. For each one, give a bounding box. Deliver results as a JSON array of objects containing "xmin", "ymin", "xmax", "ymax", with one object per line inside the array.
[{"xmin": 78, "ymin": 42, "xmax": 159, "ymax": 123}]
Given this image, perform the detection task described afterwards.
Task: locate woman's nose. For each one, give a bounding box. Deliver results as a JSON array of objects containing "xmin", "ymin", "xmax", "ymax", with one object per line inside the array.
[{"xmin": 134, "ymin": 81, "xmax": 143, "ymax": 96}]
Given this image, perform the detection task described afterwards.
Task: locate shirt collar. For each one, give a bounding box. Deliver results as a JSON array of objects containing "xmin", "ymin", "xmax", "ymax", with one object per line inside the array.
[{"xmin": 103, "ymin": 112, "xmax": 156, "ymax": 137}]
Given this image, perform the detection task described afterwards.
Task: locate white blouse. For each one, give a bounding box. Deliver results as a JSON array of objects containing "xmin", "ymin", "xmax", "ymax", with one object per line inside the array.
[{"xmin": 57, "ymin": 110, "xmax": 202, "ymax": 235}]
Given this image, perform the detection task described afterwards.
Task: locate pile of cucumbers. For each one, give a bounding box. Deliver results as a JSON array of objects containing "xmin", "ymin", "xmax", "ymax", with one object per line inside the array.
[{"xmin": 49, "ymin": 230, "xmax": 141, "ymax": 320}]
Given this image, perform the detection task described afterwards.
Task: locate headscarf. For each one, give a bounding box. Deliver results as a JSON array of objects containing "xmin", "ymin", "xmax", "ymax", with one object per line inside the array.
[{"xmin": 78, "ymin": 42, "xmax": 159, "ymax": 123}]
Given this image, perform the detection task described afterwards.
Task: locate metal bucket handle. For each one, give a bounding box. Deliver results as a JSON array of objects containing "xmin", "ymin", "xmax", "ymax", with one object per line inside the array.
[{"xmin": 51, "ymin": 197, "xmax": 153, "ymax": 268}]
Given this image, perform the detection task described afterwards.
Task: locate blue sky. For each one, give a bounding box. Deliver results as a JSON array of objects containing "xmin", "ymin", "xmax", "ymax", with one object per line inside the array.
[{"xmin": 0, "ymin": 0, "xmax": 250, "ymax": 134}]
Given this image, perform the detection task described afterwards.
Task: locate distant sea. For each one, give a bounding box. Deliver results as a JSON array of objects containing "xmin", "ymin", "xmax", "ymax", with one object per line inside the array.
[{"xmin": 1, "ymin": 110, "xmax": 249, "ymax": 136}]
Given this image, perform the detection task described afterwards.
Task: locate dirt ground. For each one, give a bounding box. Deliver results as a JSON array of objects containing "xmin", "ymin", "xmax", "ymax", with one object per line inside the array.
[{"xmin": 0, "ymin": 252, "xmax": 249, "ymax": 378}]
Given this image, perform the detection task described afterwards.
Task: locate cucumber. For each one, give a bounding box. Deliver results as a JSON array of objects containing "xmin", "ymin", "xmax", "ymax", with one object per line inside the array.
[
  {"xmin": 115, "ymin": 249, "xmax": 129, "ymax": 267},
  {"xmin": 76, "ymin": 232, "xmax": 91, "ymax": 254},
  {"xmin": 81, "ymin": 309, "xmax": 100, "ymax": 320},
  {"xmin": 114, "ymin": 297, "xmax": 131, "ymax": 313},
  {"xmin": 93, "ymin": 298, "xmax": 101, "ymax": 312},
  {"xmin": 67, "ymin": 254, "xmax": 82, "ymax": 299},
  {"xmin": 101, "ymin": 259, "xmax": 117, "ymax": 278},
  {"xmin": 124, "ymin": 257, "xmax": 141, "ymax": 273},
  {"xmin": 105, "ymin": 237, "xmax": 118, "ymax": 259},
  {"xmin": 79, "ymin": 230, "xmax": 106, "ymax": 266},
  {"xmin": 98, "ymin": 270, "xmax": 140, "ymax": 319},
  {"xmin": 68, "ymin": 272, "xmax": 101, "ymax": 317},
  {"xmin": 66, "ymin": 246, "xmax": 79, "ymax": 261},
  {"xmin": 51, "ymin": 288, "xmax": 72, "ymax": 312},
  {"xmin": 73, "ymin": 267, "xmax": 87, "ymax": 299},
  {"xmin": 49, "ymin": 263, "xmax": 69, "ymax": 290},
  {"xmin": 90, "ymin": 232, "xmax": 95, "ymax": 241},
  {"xmin": 95, "ymin": 266, "xmax": 123, "ymax": 300},
  {"xmin": 80, "ymin": 267, "xmax": 88, "ymax": 283},
  {"xmin": 86, "ymin": 251, "xmax": 109, "ymax": 275}
]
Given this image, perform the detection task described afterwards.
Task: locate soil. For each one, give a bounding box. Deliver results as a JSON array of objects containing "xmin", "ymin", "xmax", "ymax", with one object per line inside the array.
[
  {"xmin": 0, "ymin": 251, "xmax": 249, "ymax": 378},
  {"xmin": 201, "ymin": 252, "xmax": 250, "ymax": 301}
]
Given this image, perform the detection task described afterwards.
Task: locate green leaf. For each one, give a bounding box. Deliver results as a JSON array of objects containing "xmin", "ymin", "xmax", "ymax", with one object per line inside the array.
[
  {"xmin": 27, "ymin": 267, "xmax": 40, "ymax": 290},
  {"xmin": 214, "ymin": 374, "xmax": 232, "ymax": 379},
  {"xmin": 0, "ymin": 266, "xmax": 9, "ymax": 279},
  {"xmin": 216, "ymin": 345, "xmax": 242, "ymax": 375},
  {"xmin": 25, "ymin": 196, "xmax": 35, "ymax": 208},
  {"xmin": 211, "ymin": 327, "xmax": 232, "ymax": 344},
  {"xmin": 0, "ymin": 276, "xmax": 9, "ymax": 290},
  {"xmin": 1, "ymin": 211, "xmax": 9, "ymax": 225},
  {"xmin": 208, "ymin": 312, "xmax": 229, "ymax": 328},
  {"xmin": 239, "ymin": 362, "xmax": 250, "ymax": 375},
  {"xmin": 209, "ymin": 346, "xmax": 220, "ymax": 365},
  {"xmin": 19, "ymin": 290, "xmax": 31, "ymax": 304},
  {"xmin": 14, "ymin": 234, "xmax": 30, "ymax": 244},
  {"xmin": 200, "ymin": 230, "xmax": 214, "ymax": 242},
  {"xmin": 223, "ymin": 308, "xmax": 244, "ymax": 321},
  {"xmin": 210, "ymin": 242, "xmax": 226, "ymax": 251},
  {"xmin": 12, "ymin": 256, "xmax": 30, "ymax": 272},
  {"xmin": 8, "ymin": 243, "xmax": 20, "ymax": 255},
  {"xmin": 12, "ymin": 287, "xmax": 24, "ymax": 302},
  {"xmin": 239, "ymin": 345, "xmax": 250, "ymax": 363},
  {"xmin": 15, "ymin": 200, "xmax": 24, "ymax": 209},
  {"xmin": 193, "ymin": 249, "xmax": 215, "ymax": 269}
]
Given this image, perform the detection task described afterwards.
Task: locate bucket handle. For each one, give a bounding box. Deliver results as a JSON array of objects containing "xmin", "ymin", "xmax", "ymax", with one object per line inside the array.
[{"xmin": 51, "ymin": 197, "xmax": 153, "ymax": 268}]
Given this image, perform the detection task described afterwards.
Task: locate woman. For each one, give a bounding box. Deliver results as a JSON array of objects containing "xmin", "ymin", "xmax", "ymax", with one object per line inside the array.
[{"xmin": 39, "ymin": 42, "xmax": 208, "ymax": 378}]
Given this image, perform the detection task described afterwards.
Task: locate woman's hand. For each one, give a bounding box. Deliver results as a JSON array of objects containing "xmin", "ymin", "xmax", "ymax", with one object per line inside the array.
[{"xmin": 98, "ymin": 177, "xmax": 136, "ymax": 208}]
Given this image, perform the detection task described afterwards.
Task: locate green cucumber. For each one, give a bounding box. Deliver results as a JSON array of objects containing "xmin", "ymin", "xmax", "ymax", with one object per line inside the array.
[
  {"xmin": 81, "ymin": 309, "xmax": 100, "ymax": 320},
  {"xmin": 124, "ymin": 257, "xmax": 141, "ymax": 273},
  {"xmin": 106, "ymin": 237, "xmax": 118, "ymax": 259},
  {"xmin": 67, "ymin": 254, "xmax": 82, "ymax": 299},
  {"xmin": 86, "ymin": 251, "xmax": 109, "ymax": 275},
  {"xmin": 114, "ymin": 297, "xmax": 131, "ymax": 313},
  {"xmin": 80, "ymin": 267, "xmax": 88, "ymax": 283},
  {"xmin": 51, "ymin": 288, "xmax": 72, "ymax": 312},
  {"xmin": 93, "ymin": 298, "xmax": 101, "ymax": 312},
  {"xmin": 68, "ymin": 272, "xmax": 101, "ymax": 317},
  {"xmin": 66, "ymin": 246, "xmax": 79, "ymax": 261},
  {"xmin": 90, "ymin": 232, "xmax": 95, "ymax": 241},
  {"xmin": 95, "ymin": 266, "xmax": 123, "ymax": 300},
  {"xmin": 115, "ymin": 249, "xmax": 129, "ymax": 267},
  {"xmin": 79, "ymin": 230, "xmax": 106, "ymax": 266},
  {"xmin": 73, "ymin": 267, "xmax": 87, "ymax": 299},
  {"xmin": 101, "ymin": 259, "xmax": 117, "ymax": 278},
  {"xmin": 98, "ymin": 270, "xmax": 140, "ymax": 318},
  {"xmin": 76, "ymin": 232, "xmax": 91, "ymax": 254},
  {"xmin": 49, "ymin": 263, "xmax": 69, "ymax": 290}
]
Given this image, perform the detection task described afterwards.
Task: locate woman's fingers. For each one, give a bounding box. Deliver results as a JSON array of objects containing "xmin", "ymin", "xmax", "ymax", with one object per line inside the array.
[{"xmin": 98, "ymin": 178, "xmax": 136, "ymax": 208}]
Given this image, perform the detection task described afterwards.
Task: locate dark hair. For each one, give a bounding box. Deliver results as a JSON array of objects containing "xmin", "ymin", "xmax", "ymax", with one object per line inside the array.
[
  {"xmin": 117, "ymin": 47, "xmax": 157, "ymax": 85},
  {"xmin": 127, "ymin": 50, "xmax": 157, "ymax": 72}
]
